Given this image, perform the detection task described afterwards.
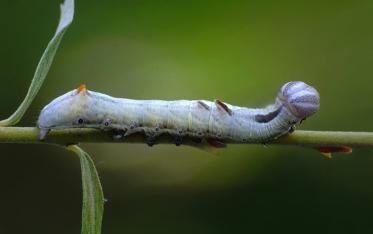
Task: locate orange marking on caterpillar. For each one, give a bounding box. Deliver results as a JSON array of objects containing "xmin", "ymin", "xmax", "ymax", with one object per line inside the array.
[
  {"xmin": 215, "ymin": 99, "xmax": 232, "ymax": 116},
  {"xmin": 77, "ymin": 84, "xmax": 87, "ymax": 94}
]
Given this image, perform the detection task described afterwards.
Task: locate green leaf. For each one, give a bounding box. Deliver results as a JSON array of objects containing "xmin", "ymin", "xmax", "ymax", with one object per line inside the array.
[
  {"xmin": 67, "ymin": 145, "xmax": 104, "ymax": 234},
  {"xmin": 0, "ymin": 0, "xmax": 74, "ymax": 126}
]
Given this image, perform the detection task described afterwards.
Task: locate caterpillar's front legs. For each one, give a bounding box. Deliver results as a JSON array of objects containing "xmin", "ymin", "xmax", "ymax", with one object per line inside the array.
[{"xmin": 288, "ymin": 125, "xmax": 296, "ymax": 134}]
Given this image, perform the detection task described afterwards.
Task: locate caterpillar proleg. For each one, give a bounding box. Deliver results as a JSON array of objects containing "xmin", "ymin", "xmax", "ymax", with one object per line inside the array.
[{"xmin": 37, "ymin": 81, "xmax": 320, "ymax": 147}]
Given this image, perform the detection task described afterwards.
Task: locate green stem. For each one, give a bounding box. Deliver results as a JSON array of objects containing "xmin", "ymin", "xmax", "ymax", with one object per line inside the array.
[{"xmin": 0, "ymin": 127, "xmax": 372, "ymax": 149}]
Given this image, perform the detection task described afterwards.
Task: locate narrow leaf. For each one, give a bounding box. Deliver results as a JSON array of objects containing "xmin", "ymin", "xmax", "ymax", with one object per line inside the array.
[
  {"xmin": 0, "ymin": 0, "xmax": 74, "ymax": 126},
  {"xmin": 67, "ymin": 145, "xmax": 104, "ymax": 234}
]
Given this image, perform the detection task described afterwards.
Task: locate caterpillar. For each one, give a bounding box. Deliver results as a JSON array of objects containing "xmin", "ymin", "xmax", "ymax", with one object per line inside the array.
[{"xmin": 37, "ymin": 81, "xmax": 320, "ymax": 147}]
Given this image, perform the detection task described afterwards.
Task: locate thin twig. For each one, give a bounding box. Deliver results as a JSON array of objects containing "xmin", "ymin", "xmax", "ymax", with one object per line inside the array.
[{"xmin": 0, "ymin": 127, "xmax": 372, "ymax": 149}]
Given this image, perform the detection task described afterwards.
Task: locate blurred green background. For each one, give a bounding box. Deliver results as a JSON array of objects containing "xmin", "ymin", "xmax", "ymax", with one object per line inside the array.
[{"xmin": 1, "ymin": 0, "xmax": 373, "ymax": 233}]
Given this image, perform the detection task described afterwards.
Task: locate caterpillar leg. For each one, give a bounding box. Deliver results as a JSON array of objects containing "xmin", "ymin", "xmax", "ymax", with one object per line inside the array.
[
  {"xmin": 288, "ymin": 125, "xmax": 296, "ymax": 134},
  {"xmin": 146, "ymin": 136, "xmax": 157, "ymax": 147},
  {"xmin": 144, "ymin": 127, "xmax": 161, "ymax": 147},
  {"xmin": 174, "ymin": 135, "xmax": 183, "ymax": 146},
  {"xmin": 192, "ymin": 137, "xmax": 203, "ymax": 144}
]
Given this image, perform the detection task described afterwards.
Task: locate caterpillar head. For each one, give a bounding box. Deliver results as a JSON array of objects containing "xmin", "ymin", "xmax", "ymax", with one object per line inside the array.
[{"xmin": 276, "ymin": 81, "xmax": 320, "ymax": 120}]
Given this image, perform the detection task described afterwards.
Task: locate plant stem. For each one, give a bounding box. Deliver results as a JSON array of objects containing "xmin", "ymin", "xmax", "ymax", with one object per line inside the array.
[{"xmin": 1, "ymin": 127, "xmax": 373, "ymax": 149}]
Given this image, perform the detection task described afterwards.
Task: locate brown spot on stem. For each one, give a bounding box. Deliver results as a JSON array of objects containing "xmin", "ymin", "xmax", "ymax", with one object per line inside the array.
[{"xmin": 316, "ymin": 146, "xmax": 353, "ymax": 158}]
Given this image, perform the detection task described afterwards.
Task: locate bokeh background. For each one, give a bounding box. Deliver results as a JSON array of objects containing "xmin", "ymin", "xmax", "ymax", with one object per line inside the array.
[{"xmin": 1, "ymin": 0, "xmax": 373, "ymax": 233}]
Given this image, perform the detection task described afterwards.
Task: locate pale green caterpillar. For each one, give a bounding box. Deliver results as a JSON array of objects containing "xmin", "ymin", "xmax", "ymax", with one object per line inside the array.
[{"xmin": 37, "ymin": 81, "xmax": 320, "ymax": 147}]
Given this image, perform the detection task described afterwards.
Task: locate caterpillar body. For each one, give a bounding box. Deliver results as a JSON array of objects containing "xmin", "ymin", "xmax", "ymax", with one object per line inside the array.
[{"xmin": 37, "ymin": 81, "xmax": 320, "ymax": 147}]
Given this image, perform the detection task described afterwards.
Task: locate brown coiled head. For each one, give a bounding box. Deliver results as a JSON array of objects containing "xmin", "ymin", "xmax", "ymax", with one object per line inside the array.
[{"xmin": 276, "ymin": 81, "xmax": 320, "ymax": 120}]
